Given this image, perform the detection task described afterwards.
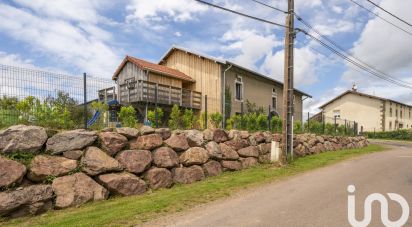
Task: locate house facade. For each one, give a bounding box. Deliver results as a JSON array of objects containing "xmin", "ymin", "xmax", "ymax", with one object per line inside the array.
[
  {"xmin": 320, "ymin": 89, "xmax": 412, "ymax": 132},
  {"xmin": 111, "ymin": 46, "xmax": 311, "ymax": 123},
  {"xmin": 159, "ymin": 46, "xmax": 311, "ymax": 122}
]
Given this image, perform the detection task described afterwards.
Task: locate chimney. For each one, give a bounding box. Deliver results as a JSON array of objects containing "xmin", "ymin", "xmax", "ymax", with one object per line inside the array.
[{"xmin": 352, "ymin": 83, "xmax": 358, "ymax": 92}]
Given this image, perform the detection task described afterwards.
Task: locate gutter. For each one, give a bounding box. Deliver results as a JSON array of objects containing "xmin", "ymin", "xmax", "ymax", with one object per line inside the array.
[{"xmin": 222, "ymin": 64, "xmax": 233, "ymax": 128}]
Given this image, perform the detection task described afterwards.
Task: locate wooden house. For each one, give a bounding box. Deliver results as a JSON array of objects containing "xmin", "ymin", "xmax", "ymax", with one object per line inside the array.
[{"xmin": 112, "ymin": 56, "xmax": 202, "ymax": 117}]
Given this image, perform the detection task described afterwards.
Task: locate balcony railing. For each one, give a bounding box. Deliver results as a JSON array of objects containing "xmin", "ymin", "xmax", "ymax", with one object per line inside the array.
[{"xmin": 119, "ymin": 80, "xmax": 201, "ymax": 109}]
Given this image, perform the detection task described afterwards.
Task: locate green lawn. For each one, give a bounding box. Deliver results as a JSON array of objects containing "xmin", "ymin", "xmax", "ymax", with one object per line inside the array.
[{"xmin": 2, "ymin": 144, "xmax": 385, "ymax": 227}]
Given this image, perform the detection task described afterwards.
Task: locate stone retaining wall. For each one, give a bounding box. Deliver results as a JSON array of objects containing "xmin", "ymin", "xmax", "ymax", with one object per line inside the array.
[{"xmin": 0, "ymin": 125, "xmax": 368, "ymax": 218}]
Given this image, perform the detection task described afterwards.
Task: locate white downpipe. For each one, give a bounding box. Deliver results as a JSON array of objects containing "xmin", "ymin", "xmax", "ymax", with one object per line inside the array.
[{"xmin": 222, "ymin": 64, "xmax": 233, "ymax": 128}]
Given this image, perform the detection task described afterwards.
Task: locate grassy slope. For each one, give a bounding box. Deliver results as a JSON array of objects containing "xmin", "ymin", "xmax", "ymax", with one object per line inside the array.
[{"xmin": 2, "ymin": 144, "xmax": 385, "ymax": 227}]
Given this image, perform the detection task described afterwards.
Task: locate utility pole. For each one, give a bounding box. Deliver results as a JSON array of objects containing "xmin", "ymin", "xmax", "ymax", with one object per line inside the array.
[{"xmin": 281, "ymin": 0, "xmax": 295, "ymax": 164}]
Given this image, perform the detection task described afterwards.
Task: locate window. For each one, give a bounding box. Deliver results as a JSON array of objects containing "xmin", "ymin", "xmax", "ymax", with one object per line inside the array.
[
  {"xmin": 390, "ymin": 108, "xmax": 392, "ymax": 117},
  {"xmin": 389, "ymin": 121, "xmax": 392, "ymax": 130},
  {"xmin": 396, "ymin": 109, "xmax": 398, "ymax": 117},
  {"xmin": 272, "ymin": 88, "xmax": 277, "ymax": 109},
  {"xmin": 272, "ymin": 97, "xmax": 277, "ymax": 109},
  {"xmin": 333, "ymin": 110, "xmax": 341, "ymax": 118},
  {"xmin": 235, "ymin": 76, "xmax": 243, "ymax": 101},
  {"xmin": 401, "ymin": 110, "xmax": 403, "ymax": 119}
]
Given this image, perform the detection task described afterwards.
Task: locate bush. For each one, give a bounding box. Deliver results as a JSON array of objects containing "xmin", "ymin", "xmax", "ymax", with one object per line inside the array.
[
  {"xmin": 209, "ymin": 112, "xmax": 222, "ymax": 129},
  {"xmin": 118, "ymin": 106, "xmax": 136, "ymax": 128},
  {"xmin": 294, "ymin": 120, "xmax": 302, "ymax": 133},
  {"xmin": 365, "ymin": 129, "xmax": 412, "ymax": 140},
  {"xmin": 226, "ymin": 115, "xmax": 241, "ymax": 130},
  {"xmin": 257, "ymin": 114, "xmax": 268, "ymax": 131},
  {"xmin": 168, "ymin": 105, "xmax": 181, "ymax": 130},
  {"xmin": 182, "ymin": 109, "xmax": 195, "ymax": 129},
  {"xmin": 147, "ymin": 107, "xmax": 164, "ymax": 127},
  {"xmin": 198, "ymin": 112, "xmax": 207, "ymax": 129},
  {"xmin": 270, "ymin": 116, "xmax": 282, "ymax": 133}
]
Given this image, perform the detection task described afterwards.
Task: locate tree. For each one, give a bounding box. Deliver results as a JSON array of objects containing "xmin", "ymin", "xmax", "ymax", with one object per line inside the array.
[
  {"xmin": 147, "ymin": 107, "xmax": 164, "ymax": 127},
  {"xmin": 245, "ymin": 99, "xmax": 265, "ymax": 114},
  {"xmin": 182, "ymin": 109, "xmax": 195, "ymax": 129},
  {"xmin": 168, "ymin": 104, "xmax": 181, "ymax": 129},
  {"xmin": 224, "ymin": 86, "xmax": 231, "ymax": 123},
  {"xmin": 118, "ymin": 106, "xmax": 136, "ymax": 128},
  {"xmin": 209, "ymin": 112, "xmax": 222, "ymax": 129}
]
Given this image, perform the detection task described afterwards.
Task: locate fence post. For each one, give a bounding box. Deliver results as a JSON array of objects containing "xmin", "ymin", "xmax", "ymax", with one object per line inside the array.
[
  {"xmin": 345, "ymin": 119, "xmax": 347, "ymax": 135},
  {"xmin": 241, "ymin": 102, "xmax": 244, "ymax": 129},
  {"xmin": 155, "ymin": 84, "xmax": 158, "ymax": 128},
  {"xmin": 204, "ymin": 95, "xmax": 208, "ymax": 129},
  {"xmin": 268, "ymin": 105, "xmax": 271, "ymax": 131},
  {"xmin": 83, "ymin": 73, "xmax": 87, "ymax": 129},
  {"xmin": 322, "ymin": 113, "xmax": 325, "ymax": 134},
  {"xmin": 334, "ymin": 116, "xmax": 337, "ymax": 134},
  {"xmin": 307, "ymin": 112, "xmax": 310, "ymax": 133},
  {"xmin": 354, "ymin": 121, "xmax": 356, "ymax": 135}
]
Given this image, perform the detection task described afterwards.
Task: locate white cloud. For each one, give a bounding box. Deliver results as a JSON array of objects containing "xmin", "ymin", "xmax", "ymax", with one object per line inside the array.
[
  {"xmin": 261, "ymin": 46, "xmax": 323, "ymax": 86},
  {"xmin": 126, "ymin": 0, "xmax": 207, "ymax": 24},
  {"xmin": 174, "ymin": 31, "xmax": 182, "ymax": 37},
  {"xmin": 0, "ymin": 51, "xmax": 35, "ymax": 69},
  {"xmin": 0, "ymin": 2, "xmax": 120, "ymax": 77}
]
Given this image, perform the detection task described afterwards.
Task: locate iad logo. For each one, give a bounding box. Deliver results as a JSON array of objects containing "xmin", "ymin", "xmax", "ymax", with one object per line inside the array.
[{"xmin": 347, "ymin": 185, "xmax": 410, "ymax": 227}]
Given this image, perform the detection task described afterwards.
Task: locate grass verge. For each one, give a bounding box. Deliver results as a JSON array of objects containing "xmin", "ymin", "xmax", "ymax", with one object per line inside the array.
[{"xmin": 2, "ymin": 144, "xmax": 385, "ymax": 227}]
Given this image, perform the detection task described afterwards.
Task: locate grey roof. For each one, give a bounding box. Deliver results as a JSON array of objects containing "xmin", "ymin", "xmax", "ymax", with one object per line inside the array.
[{"xmin": 159, "ymin": 45, "xmax": 312, "ymax": 98}]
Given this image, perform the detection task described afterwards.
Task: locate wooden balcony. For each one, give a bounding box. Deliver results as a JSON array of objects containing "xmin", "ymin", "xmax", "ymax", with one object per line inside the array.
[{"xmin": 119, "ymin": 80, "xmax": 202, "ymax": 109}]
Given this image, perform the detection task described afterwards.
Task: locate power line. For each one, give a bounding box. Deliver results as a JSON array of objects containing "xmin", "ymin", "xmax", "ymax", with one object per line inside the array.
[
  {"xmin": 348, "ymin": 0, "xmax": 412, "ymax": 37},
  {"xmin": 194, "ymin": 0, "xmax": 289, "ymax": 29},
  {"xmin": 251, "ymin": 0, "xmax": 287, "ymax": 14},
  {"xmin": 366, "ymin": 0, "xmax": 412, "ymax": 28},
  {"xmin": 303, "ymin": 31, "xmax": 412, "ymax": 89},
  {"xmin": 251, "ymin": 0, "xmax": 412, "ymax": 88},
  {"xmin": 295, "ymin": 15, "xmax": 412, "ymax": 87}
]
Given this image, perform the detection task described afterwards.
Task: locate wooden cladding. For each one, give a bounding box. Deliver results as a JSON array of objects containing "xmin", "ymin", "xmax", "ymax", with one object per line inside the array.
[
  {"xmin": 160, "ymin": 49, "xmax": 222, "ymax": 113},
  {"xmin": 119, "ymin": 80, "xmax": 201, "ymax": 109}
]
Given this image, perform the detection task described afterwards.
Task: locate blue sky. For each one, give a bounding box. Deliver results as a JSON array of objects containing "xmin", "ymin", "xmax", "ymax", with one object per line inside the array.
[{"xmin": 0, "ymin": 0, "xmax": 411, "ymax": 114}]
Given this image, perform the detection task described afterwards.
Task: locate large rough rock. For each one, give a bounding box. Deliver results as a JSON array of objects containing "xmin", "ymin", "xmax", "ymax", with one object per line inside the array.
[
  {"xmin": 212, "ymin": 129, "xmax": 228, "ymax": 143},
  {"xmin": 116, "ymin": 127, "xmax": 139, "ymax": 139},
  {"xmin": 152, "ymin": 147, "xmax": 179, "ymax": 168},
  {"xmin": 202, "ymin": 160, "xmax": 222, "ymax": 177},
  {"xmin": 0, "ymin": 156, "xmax": 26, "ymax": 188},
  {"xmin": 63, "ymin": 150, "xmax": 84, "ymax": 160},
  {"xmin": 240, "ymin": 157, "xmax": 258, "ymax": 169},
  {"xmin": 164, "ymin": 134, "xmax": 189, "ymax": 151},
  {"xmin": 251, "ymin": 132, "xmax": 266, "ymax": 144},
  {"xmin": 98, "ymin": 132, "xmax": 128, "ymax": 156},
  {"xmin": 258, "ymin": 143, "xmax": 271, "ymax": 155},
  {"xmin": 221, "ymin": 160, "xmax": 242, "ymax": 171},
  {"xmin": 179, "ymin": 147, "xmax": 209, "ymax": 166},
  {"xmin": 224, "ymin": 139, "xmax": 249, "ymax": 151},
  {"xmin": 52, "ymin": 173, "xmax": 108, "ymax": 209},
  {"xmin": 237, "ymin": 146, "xmax": 259, "ymax": 158},
  {"xmin": 173, "ymin": 165, "xmax": 205, "ymax": 184},
  {"xmin": 185, "ymin": 130, "xmax": 204, "ymax": 147},
  {"xmin": 140, "ymin": 125, "xmax": 155, "ymax": 135},
  {"xmin": 219, "ymin": 143, "xmax": 239, "ymax": 160},
  {"xmin": 0, "ymin": 184, "xmax": 53, "ymax": 218},
  {"xmin": 97, "ymin": 172, "xmax": 147, "ymax": 196},
  {"xmin": 155, "ymin": 128, "xmax": 171, "ymax": 140},
  {"xmin": 81, "ymin": 147, "xmax": 122, "ymax": 176},
  {"xmin": 258, "ymin": 154, "xmax": 271, "ymax": 163},
  {"xmin": 28, "ymin": 155, "xmax": 78, "ymax": 182},
  {"xmin": 129, "ymin": 134, "xmax": 163, "ymax": 150},
  {"xmin": 205, "ymin": 141, "xmax": 223, "ymax": 160},
  {"xmin": 46, "ymin": 129, "xmax": 97, "ymax": 155},
  {"xmin": 144, "ymin": 168, "xmax": 173, "ymax": 189},
  {"xmin": 0, "ymin": 125, "xmax": 48, "ymax": 153},
  {"xmin": 116, "ymin": 150, "xmax": 152, "ymax": 174}
]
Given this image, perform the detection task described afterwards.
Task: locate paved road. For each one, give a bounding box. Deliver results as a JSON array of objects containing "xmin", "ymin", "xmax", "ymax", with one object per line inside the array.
[{"xmin": 142, "ymin": 144, "xmax": 412, "ymax": 227}]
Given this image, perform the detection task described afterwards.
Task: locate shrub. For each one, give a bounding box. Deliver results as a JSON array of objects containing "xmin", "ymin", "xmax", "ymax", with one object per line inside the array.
[
  {"xmin": 182, "ymin": 109, "xmax": 195, "ymax": 129},
  {"xmin": 257, "ymin": 114, "xmax": 268, "ymax": 131},
  {"xmin": 168, "ymin": 105, "xmax": 181, "ymax": 130},
  {"xmin": 226, "ymin": 115, "xmax": 241, "ymax": 130},
  {"xmin": 325, "ymin": 123, "xmax": 335, "ymax": 135},
  {"xmin": 294, "ymin": 120, "xmax": 302, "ymax": 133},
  {"xmin": 147, "ymin": 107, "xmax": 164, "ymax": 127},
  {"xmin": 270, "ymin": 116, "xmax": 282, "ymax": 133},
  {"xmin": 118, "ymin": 106, "xmax": 136, "ymax": 128},
  {"xmin": 245, "ymin": 113, "xmax": 258, "ymax": 131},
  {"xmin": 365, "ymin": 129, "xmax": 412, "ymax": 140},
  {"xmin": 209, "ymin": 112, "xmax": 222, "ymax": 129},
  {"xmin": 197, "ymin": 112, "xmax": 207, "ymax": 129}
]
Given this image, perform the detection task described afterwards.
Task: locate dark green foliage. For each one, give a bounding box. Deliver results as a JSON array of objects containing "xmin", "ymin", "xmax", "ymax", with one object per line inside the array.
[
  {"xmin": 365, "ymin": 129, "xmax": 412, "ymax": 140},
  {"xmin": 182, "ymin": 109, "xmax": 195, "ymax": 129},
  {"xmin": 270, "ymin": 116, "xmax": 282, "ymax": 133},
  {"xmin": 224, "ymin": 86, "xmax": 231, "ymax": 122},
  {"xmin": 245, "ymin": 100, "xmax": 265, "ymax": 114},
  {"xmin": 4, "ymin": 152, "xmax": 35, "ymax": 166}
]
